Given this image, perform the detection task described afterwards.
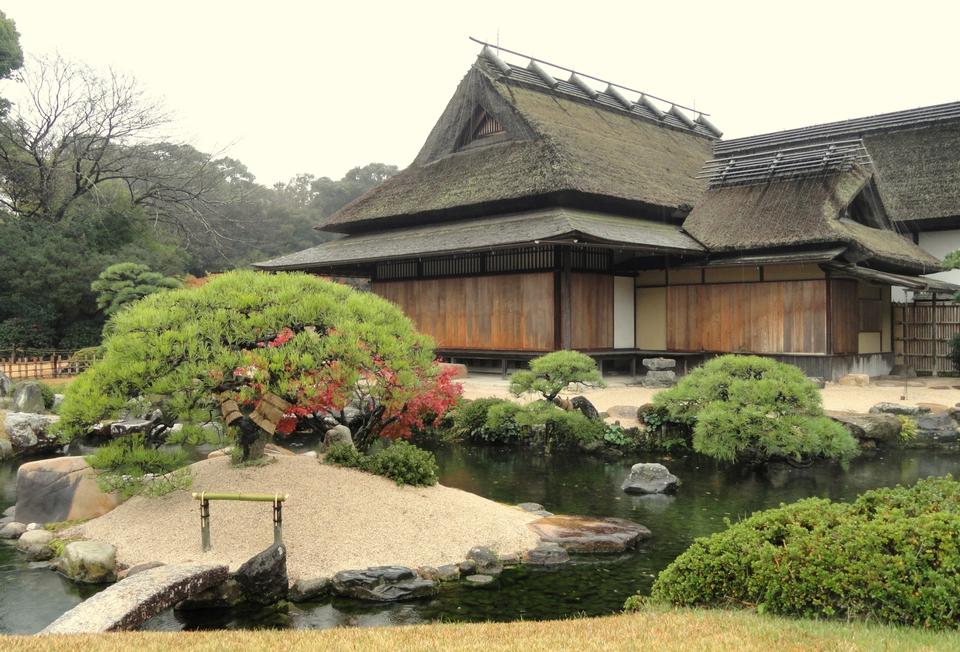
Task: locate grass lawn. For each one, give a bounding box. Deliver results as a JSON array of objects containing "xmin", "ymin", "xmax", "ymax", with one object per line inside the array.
[
  {"xmin": 36, "ymin": 376, "xmax": 75, "ymax": 391},
  {"xmin": 7, "ymin": 609, "xmax": 958, "ymax": 651}
]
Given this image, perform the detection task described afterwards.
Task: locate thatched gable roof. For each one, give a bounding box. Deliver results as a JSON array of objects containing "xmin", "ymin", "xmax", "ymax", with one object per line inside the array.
[
  {"xmin": 683, "ymin": 165, "xmax": 941, "ymax": 275},
  {"xmin": 717, "ymin": 102, "xmax": 960, "ymax": 226},
  {"xmin": 255, "ymin": 208, "xmax": 703, "ymax": 271},
  {"xmin": 320, "ymin": 52, "xmax": 715, "ymax": 234}
]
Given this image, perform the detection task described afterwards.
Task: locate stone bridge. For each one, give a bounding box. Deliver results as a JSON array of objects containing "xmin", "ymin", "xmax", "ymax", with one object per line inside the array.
[{"xmin": 41, "ymin": 563, "xmax": 228, "ymax": 633}]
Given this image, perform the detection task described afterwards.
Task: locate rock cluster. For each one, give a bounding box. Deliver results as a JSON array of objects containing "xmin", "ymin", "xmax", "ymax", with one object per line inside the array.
[
  {"xmin": 2, "ymin": 412, "xmax": 61, "ymax": 458},
  {"xmin": 331, "ymin": 566, "xmax": 438, "ymax": 602},
  {"xmin": 641, "ymin": 358, "xmax": 676, "ymax": 388}
]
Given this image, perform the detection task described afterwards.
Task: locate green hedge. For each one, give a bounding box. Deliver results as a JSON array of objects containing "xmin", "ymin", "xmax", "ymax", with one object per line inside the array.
[
  {"xmin": 646, "ymin": 355, "xmax": 857, "ymax": 465},
  {"xmin": 644, "ymin": 476, "xmax": 960, "ymax": 628}
]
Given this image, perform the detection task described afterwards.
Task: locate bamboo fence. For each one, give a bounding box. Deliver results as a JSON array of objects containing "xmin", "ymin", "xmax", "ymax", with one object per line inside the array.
[{"xmin": 893, "ymin": 301, "xmax": 960, "ymax": 375}]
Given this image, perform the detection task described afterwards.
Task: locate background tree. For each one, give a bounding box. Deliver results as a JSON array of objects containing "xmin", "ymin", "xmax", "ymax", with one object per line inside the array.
[
  {"xmin": 91, "ymin": 262, "xmax": 181, "ymax": 315},
  {"xmin": 0, "ymin": 11, "xmax": 21, "ymax": 74},
  {"xmin": 0, "ymin": 11, "xmax": 399, "ymax": 350}
]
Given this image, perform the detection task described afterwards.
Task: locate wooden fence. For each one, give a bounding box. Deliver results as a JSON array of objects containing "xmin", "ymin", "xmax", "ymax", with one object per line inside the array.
[
  {"xmin": 0, "ymin": 349, "xmax": 98, "ymax": 380},
  {"xmin": 893, "ymin": 301, "xmax": 960, "ymax": 375}
]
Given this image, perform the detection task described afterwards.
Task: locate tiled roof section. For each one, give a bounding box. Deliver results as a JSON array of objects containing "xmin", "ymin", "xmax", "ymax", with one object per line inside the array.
[
  {"xmin": 255, "ymin": 208, "xmax": 704, "ymax": 270},
  {"xmin": 717, "ymin": 101, "xmax": 960, "ymax": 155},
  {"xmin": 476, "ymin": 43, "xmax": 719, "ymax": 139}
]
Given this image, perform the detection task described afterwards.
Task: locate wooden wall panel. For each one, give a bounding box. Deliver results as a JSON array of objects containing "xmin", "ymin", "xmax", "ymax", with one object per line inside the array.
[
  {"xmin": 372, "ymin": 273, "xmax": 555, "ymax": 351},
  {"xmin": 570, "ymin": 273, "xmax": 613, "ymax": 350},
  {"xmin": 666, "ymin": 280, "xmax": 828, "ymax": 354},
  {"xmin": 830, "ymin": 279, "xmax": 860, "ymax": 355}
]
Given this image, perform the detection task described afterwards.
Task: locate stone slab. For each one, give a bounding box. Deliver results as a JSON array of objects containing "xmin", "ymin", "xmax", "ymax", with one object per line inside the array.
[
  {"xmin": 42, "ymin": 564, "xmax": 229, "ymax": 633},
  {"xmin": 528, "ymin": 515, "xmax": 651, "ymax": 553}
]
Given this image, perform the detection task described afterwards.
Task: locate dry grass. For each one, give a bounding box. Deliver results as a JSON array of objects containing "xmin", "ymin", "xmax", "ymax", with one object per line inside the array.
[{"xmin": 5, "ymin": 609, "xmax": 958, "ymax": 651}]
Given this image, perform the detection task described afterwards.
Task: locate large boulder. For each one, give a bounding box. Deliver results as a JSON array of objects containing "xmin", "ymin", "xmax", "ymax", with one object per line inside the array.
[
  {"xmin": 233, "ymin": 542, "xmax": 288, "ymax": 605},
  {"xmin": 58, "ymin": 540, "xmax": 118, "ymax": 583},
  {"xmin": 914, "ymin": 412, "xmax": 960, "ymax": 446},
  {"xmin": 15, "ymin": 456, "xmax": 120, "ymax": 525},
  {"xmin": 3, "ymin": 412, "xmax": 61, "ymax": 455},
  {"xmin": 827, "ymin": 411, "xmax": 901, "ymax": 445},
  {"xmin": 528, "ymin": 515, "xmax": 651, "ymax": 553},
  {"xmin": 12, "ymin": 382, "xmax": 45, "ymax": 413},
  {"xmin": 641, "ymin": 370, "xmax": 676, "ymax": 388},
  {"xmin": 0, "ymin": 371, "xmax": 12, "ymax": 397},
  {"xmin": 322, "ymin": 424, "xmax": 353, "ymax": 451},
  {"xmin": 621, "ymin": 463, "xmax": 679, "ymax": 494},
  {"xmin": 331, "ymin": 566, "xmax": 438, "ymax": 602}
]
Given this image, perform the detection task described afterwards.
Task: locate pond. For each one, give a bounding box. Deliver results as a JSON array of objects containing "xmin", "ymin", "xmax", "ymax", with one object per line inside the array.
[{"xmin": 1, "ymin": 444, "xmax": 958, "ymax": 633}]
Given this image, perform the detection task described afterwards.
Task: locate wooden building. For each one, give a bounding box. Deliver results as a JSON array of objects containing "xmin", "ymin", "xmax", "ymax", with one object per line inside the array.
[{"xmin": 256, "ymin": 44, "xmax": 953, "ymax": 379}]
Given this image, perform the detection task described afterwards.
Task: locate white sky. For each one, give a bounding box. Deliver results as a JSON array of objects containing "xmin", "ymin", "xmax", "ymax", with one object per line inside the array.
[{"xmin": 5, "ymin": 0, "xmax": 958, "ymax": 185}]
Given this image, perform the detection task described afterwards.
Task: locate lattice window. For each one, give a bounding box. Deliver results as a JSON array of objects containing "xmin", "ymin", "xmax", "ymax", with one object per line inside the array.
[{"xmin": 457, "ymin": 107, "xmax": 505, "ymax": 149}]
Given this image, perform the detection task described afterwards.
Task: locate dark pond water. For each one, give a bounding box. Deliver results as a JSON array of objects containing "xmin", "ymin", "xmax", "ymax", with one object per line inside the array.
[{"xmin": 2, "ymin": 444, "xmax": 959, "ymax": 633}]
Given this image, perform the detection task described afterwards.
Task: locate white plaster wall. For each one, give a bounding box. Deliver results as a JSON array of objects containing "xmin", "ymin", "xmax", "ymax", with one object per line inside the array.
[{"xmin": 891, "ymin": 228, "xmax": 960, "ymax": 302}]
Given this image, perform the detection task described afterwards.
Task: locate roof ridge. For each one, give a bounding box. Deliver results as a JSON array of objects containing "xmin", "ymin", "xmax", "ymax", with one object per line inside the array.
[{"xmin": 473, "ymin": 42, "xmax": 720, "ymax": 139}]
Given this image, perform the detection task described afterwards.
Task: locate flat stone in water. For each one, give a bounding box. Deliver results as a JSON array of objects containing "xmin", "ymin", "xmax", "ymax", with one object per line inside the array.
[
  {"xmin": 528, "ymin": 515, "xmax": 651, "ymax": 553},
  {"xmin": 463, "ymin": 574, "xmax": 495, "ymax": 587},
  {"xmin": 524, "ymin": 542, "xmax": 570, "ymax": 565}
]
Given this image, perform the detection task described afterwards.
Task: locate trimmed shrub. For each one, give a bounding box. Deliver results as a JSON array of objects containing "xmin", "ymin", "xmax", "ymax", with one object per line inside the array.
[
  {"xmin": 367, "ymin": 440, "xmax": 439, "ymax": 487},
  {"xmin": 324, "ymin": 440, "xmax": 439, "ymax": 487},
  {"xmin": 645, "ymin": 476, "xmax": 960, "ymax": 628},
  {"xmin": 452, "ymin": 397, "xmax": 521, "ymax": 443},
  {"xmin": 509, "ymin": 350, "xmax": 604, "ymax": 402},
  {"xmin": 58, "ymin": 271, "xmax": 461, "ymax": 459},
  {"xmin": 649, "ymin": 355, "xmax": 857, "ymax": 465},
  {"xmin": 324, "ymin": 441, "xmax": 368, "ymax": 468}
]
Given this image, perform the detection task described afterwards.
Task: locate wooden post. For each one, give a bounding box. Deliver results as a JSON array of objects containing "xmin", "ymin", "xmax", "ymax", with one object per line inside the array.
[
  {"xmin": 559, "ymin": 247, "xmax": 572, "ymax": 350},
  {"xmin": 932, "ymin": 293, "xmax": 939, "ymax": 377},
  {"xmin": 200, "ymin": 498, "xmax": 211, "ymax": 552}
]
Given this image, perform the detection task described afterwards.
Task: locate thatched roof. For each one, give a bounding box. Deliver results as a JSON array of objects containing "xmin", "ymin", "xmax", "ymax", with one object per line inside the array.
[
  {"xmin": 717, "ymin": 102, "xmax": 960, "ymax": 226},
  {"xmin": 683, "ymin": 165, "xmax": 942, "ymax": 275},
  {"xmin": 254, "ymin": 208, "xmax": 703, "ymax": 271},
  {"xmin": 320, "ymin": 53, "xmax": 715, "ymax": 234}
]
